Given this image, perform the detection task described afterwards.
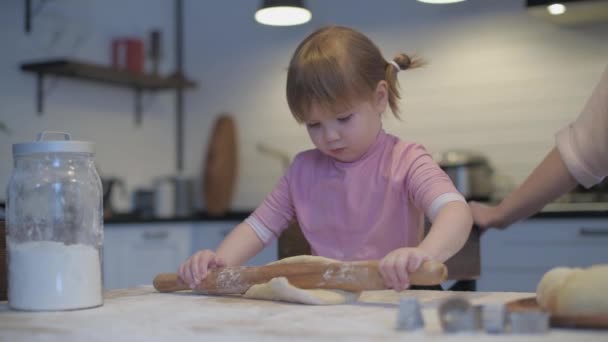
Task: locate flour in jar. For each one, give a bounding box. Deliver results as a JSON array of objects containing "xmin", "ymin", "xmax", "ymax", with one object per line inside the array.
[{"xmin": 8, "ymin": 240, "xmax": 103, "ymax": 311}]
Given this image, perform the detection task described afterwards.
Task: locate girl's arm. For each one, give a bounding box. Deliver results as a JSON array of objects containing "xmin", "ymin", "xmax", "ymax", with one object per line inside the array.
[
  {"xmin": 179, "ymin": 222, "xmax": 264, "ymax": 287},
  {"xmin": 181, "ymin": 155, "xmax": 297, "ymax": 286},
  {"xmin": 216, "ymin": 222, "xmax": 265, "ymax": 266},
  {"xmin": 379, "ymin": 200, "xmax": 472, "ymax": 291},
  {"xmin": 418, "ymin": 201, "xmax": 473, "ymax": 262}
]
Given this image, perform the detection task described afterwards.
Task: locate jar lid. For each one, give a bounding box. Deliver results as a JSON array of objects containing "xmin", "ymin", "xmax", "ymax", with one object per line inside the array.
[{"xmin": 12, "ymin": 131, "xmax": 94, "ymax": 156}]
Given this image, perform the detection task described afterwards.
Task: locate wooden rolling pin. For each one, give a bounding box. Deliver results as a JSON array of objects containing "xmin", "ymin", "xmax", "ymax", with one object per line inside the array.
[{"xmin": 153, "ymin": 260, "xmax": 447, "ymax": 294}]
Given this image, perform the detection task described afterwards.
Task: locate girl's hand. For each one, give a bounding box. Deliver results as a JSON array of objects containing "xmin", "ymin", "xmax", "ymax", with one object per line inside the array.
[
  {"xmin": 178, "ymin": 249, "xmax": 226, "ymax": 289},
  {"xmin": 379, "ymin": 247, "xmax": 432, "ymax": 291},
  {"xmin": 469, "ymin": 201, "xmax": 505, "ymax": 232}
]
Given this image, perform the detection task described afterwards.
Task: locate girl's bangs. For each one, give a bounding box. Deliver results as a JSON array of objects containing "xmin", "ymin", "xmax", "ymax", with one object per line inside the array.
[{"xmin": 289, "ymin": 62, "xmax": 369, "ymax": 122}]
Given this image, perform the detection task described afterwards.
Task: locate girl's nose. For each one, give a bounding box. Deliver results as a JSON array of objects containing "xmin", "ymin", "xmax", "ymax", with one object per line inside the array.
[{"xmin": 323, "ymin": 126, "xmax": 340, "ymax": 142}]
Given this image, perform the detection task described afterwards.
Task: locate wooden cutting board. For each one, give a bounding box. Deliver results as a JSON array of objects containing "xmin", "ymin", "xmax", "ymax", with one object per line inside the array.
[
  {"xmin": 507, "ymin": 296, "xmax": 608, "ymax": 329},
  {"xmin": 203, "ymin": 114, "xmax": 238, "ymax": 216}
]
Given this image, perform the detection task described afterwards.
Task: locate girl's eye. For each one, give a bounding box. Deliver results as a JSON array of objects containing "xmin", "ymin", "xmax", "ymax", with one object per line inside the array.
[
  {"xmin": 307, "ymin": 122, "xmax": 320, "ymax": 129},
  {"xmin": 338, "ymin": 114, "xmax": 353, "ymax": 123}
]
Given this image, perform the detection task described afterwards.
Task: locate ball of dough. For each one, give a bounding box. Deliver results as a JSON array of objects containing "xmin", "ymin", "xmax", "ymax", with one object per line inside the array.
[
  {"xmin": 536, "ymin": 267, "xmax": 576, "ymax": 309},
  {"xmin": 552, "ymin": 265, "xmax": 608, "ymax": 316},
  {"xmin": 536, "ymin": 265, "xmax": 608, "ymax": 315}
]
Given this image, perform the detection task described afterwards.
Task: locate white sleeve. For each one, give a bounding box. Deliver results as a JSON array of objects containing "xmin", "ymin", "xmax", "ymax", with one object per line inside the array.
[
  {"xmin": 426, "ymin": 192, "xmax": 466, "ymax": 222},
  {"xmin": 245, "ymin": 215, "xmax": 275, "ymax": 244},
  {"xmin": 555, "ymin": 66, "xmax": 608, "ymax": 188}
]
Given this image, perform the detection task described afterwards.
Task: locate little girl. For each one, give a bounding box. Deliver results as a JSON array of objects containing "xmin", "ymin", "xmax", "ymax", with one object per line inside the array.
[{"xmin": 180, "ymin": 26, "xmax": 472, "ymax": 291}]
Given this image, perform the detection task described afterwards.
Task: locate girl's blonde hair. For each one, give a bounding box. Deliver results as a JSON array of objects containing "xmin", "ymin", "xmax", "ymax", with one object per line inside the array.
[{"xmin": 286, "ymin": 26, "xmax": 424, "ymax": 123}]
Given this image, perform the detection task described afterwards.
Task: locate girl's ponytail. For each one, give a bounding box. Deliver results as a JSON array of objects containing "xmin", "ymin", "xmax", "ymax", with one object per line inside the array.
[{"xmin": 385, "ymin": 53, "xmax": 425, "ymax": 118}]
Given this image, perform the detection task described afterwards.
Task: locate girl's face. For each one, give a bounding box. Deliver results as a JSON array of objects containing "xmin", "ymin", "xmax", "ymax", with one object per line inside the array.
[{"xmin": 305, "ymin": 81, "xmax": 388, "ymax": 162}]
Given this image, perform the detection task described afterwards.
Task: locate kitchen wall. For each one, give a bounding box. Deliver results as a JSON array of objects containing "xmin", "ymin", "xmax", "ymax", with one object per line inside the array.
[
  {"xmin": 0, "ymin": 0, "xmax": 177, "ymax": 211},
  {"xmin": 1, "ymin": 0, "xmax": 607, "ymax": 211}
]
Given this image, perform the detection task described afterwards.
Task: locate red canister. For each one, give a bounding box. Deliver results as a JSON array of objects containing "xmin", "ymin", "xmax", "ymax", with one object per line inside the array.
[{"xmin": 111, "ymin": 38, "xmax": 144, "ymax": 73}]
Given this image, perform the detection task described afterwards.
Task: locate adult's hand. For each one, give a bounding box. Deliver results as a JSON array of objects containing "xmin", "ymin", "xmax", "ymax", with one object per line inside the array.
[{"xmin": 469, "ymin": 201, "xmax": 506, "ymax": 233}]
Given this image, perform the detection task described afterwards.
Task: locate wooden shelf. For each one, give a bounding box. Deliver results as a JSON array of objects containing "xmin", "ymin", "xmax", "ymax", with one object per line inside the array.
[{"xmin": 20, "ymin": 58, "xmax": 197, "ymax": 124}]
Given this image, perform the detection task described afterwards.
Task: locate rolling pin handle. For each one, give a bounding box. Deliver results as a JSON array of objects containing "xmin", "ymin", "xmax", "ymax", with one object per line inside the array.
[{"xmin": 153, "ymin": 273, "xmax": 190, "ymax": 292}]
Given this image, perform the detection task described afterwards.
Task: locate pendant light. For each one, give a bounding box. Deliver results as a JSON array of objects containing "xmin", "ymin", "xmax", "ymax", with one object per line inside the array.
[
  {"xmin": 255, "ymin": 0, "xmax": 312, "ymax": 26},
  {"xmin": 417, "ymin": 0, "xmax": 466, "ymax": 4},
  {"xmin": 547, "ymin": 3, "xmax": 566, "ymax": 15}
]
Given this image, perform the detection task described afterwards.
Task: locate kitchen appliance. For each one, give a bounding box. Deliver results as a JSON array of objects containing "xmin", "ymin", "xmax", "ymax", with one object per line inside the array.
[
  {"xmin": 132, "ymin": 189, "xmax": 155, "ymax": 218},
  {"xmin": 7, "ymin": 131, "xmax": 103, "ymax": 311},
  {"xmin": 436, "ymin": 150, "xmax": 494, "ymax": 202},
  {"xmin": 101, "ymin": 177, "xmax": 127, "ymax": 217},
  {"xmin": 154, "ymin": 175, "xmax": 193, "ymax": 218}
]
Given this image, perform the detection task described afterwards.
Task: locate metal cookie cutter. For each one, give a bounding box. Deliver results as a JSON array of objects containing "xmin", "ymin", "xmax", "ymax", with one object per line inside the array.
[
  {"xmin": 481, "ymin": 303, "xmax": 508, "ymax": 334},
  {"xmin": 395, "ymin": 296, "xmax": 425, "ymax": 331},
  {"xmin": 510, "ymin": 310, "xmax": 549, "ymax": 334},
  {"xmin": 438, "ymin": 296, "xmax": 482, "ymax": 333}
]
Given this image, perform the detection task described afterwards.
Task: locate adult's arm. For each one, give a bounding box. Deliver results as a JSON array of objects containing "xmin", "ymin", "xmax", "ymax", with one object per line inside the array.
[{"xmin": 471, "ymin": 147, "xmax": 577, "ymax": 229}]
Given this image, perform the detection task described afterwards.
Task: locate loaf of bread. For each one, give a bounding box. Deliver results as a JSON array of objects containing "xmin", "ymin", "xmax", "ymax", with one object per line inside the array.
[{"xmin": 536, "ymin": 265, "xmax": 608, "ymax": 316}]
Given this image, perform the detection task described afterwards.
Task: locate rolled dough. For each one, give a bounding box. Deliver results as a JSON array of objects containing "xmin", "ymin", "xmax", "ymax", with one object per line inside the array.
[
  {"xmin": 242, "ymin": 255, "xmax": 360, "ymax": 305},
  {"xmin": 536, "ymin": 265, "xmax": 608, "ymax": 315}
]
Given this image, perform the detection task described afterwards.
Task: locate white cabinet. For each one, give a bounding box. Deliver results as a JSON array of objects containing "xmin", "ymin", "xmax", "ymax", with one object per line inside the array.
[
  {"xmin": 103, "ymin": 223, "xmax": 192, "ymax": 290},
  {"xmin": 478, "ymin": 217, "xmax": 608, "ymax": 292},
  {"xmin": 103, "ymin": 220, "xmax": 279, "ymax": 290},
  {"xmin": 191, "ymin": 221, "xmax": 278, "ymax": 266}
]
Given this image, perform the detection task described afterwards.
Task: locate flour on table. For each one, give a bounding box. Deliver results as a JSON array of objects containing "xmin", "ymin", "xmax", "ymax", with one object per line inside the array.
[{"xmin": 242, "ymin": 255, "xmax": 360, "ymax": 305}]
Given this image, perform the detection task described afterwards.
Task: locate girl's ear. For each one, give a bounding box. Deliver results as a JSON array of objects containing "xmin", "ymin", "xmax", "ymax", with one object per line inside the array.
[{"xmin": 373, "ymin": 80, "xmax": 389, "ymax": 113}]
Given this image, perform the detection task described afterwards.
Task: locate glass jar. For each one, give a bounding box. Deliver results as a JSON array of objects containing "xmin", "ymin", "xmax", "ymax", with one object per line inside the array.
[{"xmin": 7, "ymin": 131, "xmax": 103, "ymax": 311}]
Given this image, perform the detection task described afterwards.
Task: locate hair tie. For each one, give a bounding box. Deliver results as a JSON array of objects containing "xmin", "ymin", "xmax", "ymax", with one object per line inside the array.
[{"xmin": 389, "ymin": 60, "xmax": 400, "ymax": 72}]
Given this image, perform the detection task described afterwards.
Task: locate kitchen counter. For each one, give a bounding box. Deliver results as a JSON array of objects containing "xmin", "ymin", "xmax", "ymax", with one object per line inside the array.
[
  {"xmin": 1, "ymin": 287, "xmax": 605, "ymax": 341},
  {"xmin": 533, "ymin": 202, "xmax": 608, "ymax": 218},
  {"xmin": 104, "ymin": 210, "xmax": 252, "ymax": 224},
  {"xmin": 102, "ymin": 202, "xmax": 608, "ymax": 225}
]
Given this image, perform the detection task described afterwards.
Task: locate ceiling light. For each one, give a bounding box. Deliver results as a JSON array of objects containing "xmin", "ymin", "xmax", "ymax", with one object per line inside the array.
[
  {"xmin": 417, "ymin": 0, "xmax": 467, "ymax": 4},
  {"xmin": 547, "ymin": 3, "xmax": 566, "ymax": 15},
  {"xmin": 255, "ymin": 0, "xmax": 311, "ymax": 26}
]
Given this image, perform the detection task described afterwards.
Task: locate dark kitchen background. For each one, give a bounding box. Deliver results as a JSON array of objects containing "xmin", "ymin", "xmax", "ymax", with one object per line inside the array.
[{"xmin": 0, "ymin": 0, "xmax": 607, "ymax": 292}]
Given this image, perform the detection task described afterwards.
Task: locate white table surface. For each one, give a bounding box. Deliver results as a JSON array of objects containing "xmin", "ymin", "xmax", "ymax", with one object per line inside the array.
[{"xmin": 1, "ymin": 287, "xmax": 606, "ymax": 341}]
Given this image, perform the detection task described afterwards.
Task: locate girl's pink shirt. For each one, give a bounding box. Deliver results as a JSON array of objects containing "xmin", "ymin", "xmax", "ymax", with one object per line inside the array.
[{"xmin": 248, "ymin": 130, "xmax": 459, "ymax": 261}]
